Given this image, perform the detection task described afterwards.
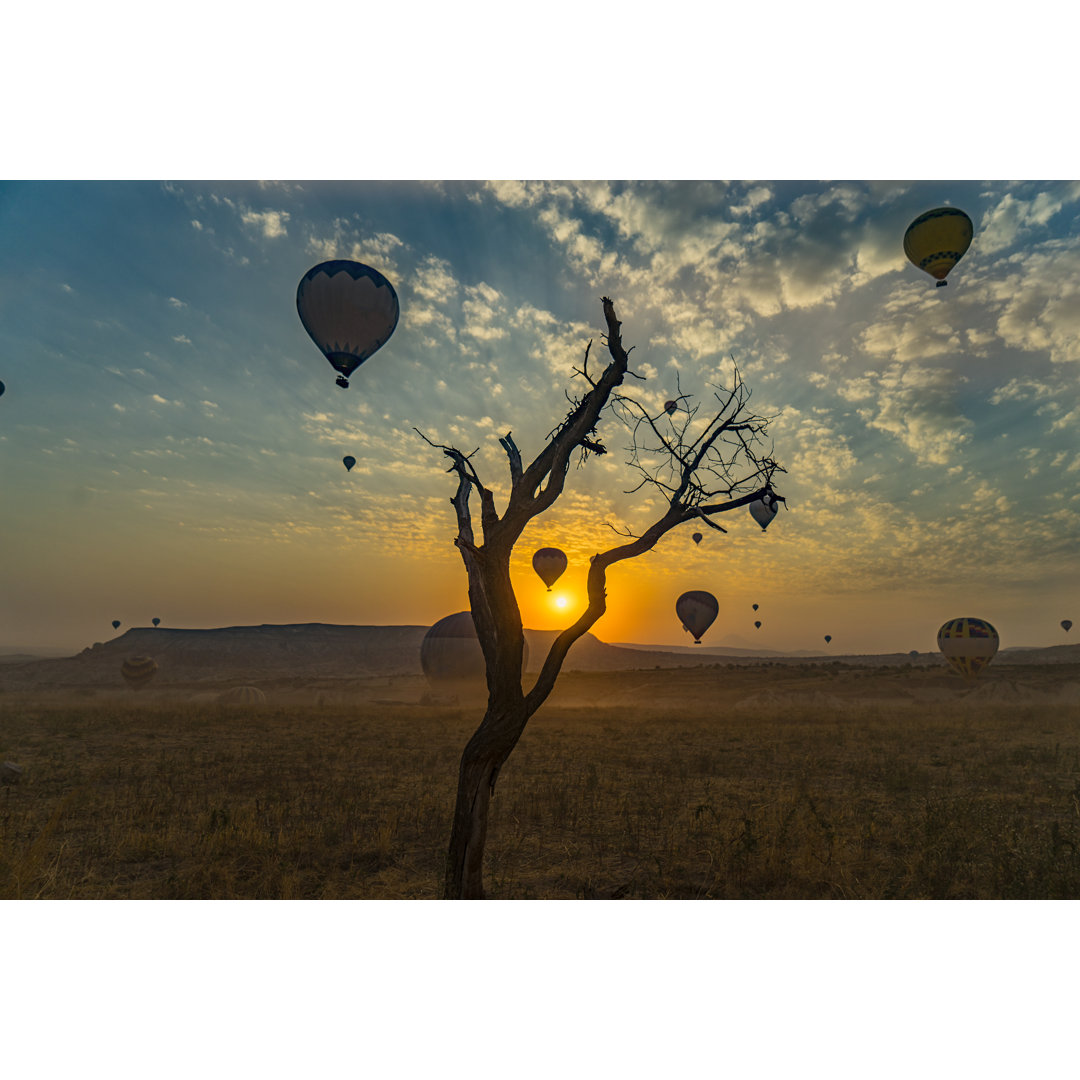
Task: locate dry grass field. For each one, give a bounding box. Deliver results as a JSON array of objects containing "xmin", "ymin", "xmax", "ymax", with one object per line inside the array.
[{"xmin": 3, "ymin": 664, "xmax": 1080, "ymax": 899}]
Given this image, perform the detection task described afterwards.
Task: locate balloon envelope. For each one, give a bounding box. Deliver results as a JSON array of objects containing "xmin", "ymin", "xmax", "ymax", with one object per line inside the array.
[
  {"xmin": 421, "ymin": 612, "xmax": 528, "ymax": 689},
  {"xmin": 903, "ymin": 207, "xmax": 973, "ymax": 285},
  {"xmin": 152, "ymin": 617, "xmax": 160, "ymax": 627},
  {"xmin": 111, "ymin": 620, "xmax": 121, "ymax": 630},
  {"xmin": 1062, "ymin": 620, "xmax": 1073, "ymax": 632},
  {"xmin": 692, "ymin": 532, "xmax": 703, "ymax": 545},
  {"xmin": 296, "ymin": 261, "xmax": 399, "ymax": 387},
  {"xmin": 754, "ymin": 620, "xmax": 761, "ymax": 629},
  {"xmin": 824, "ymin": 635, "xmax": 832, "ymax": 644},
  {"xmin": 749, "ymin": 496, "xmax": 778, "ymax": 531},
  {"xmin": 676, "ymin": 591, "xmax": 719, "ymax": 643},
  {"xmin": 664, "ymin": 400, "xmax": 677, "ymax": 415},
  {"xmin": 752, "ymin": 603, "xmax": 759, "ymax": 611},
  {"xmin": 937, "ymin": 617, "xmax": 999, "ymax": 680},
  {"xmin": 0, "ymin": 380, "xmax": 5, "ymax": 397},
  {"xmin": 532, "ymin": 548, "xmax": 567, "ymax": 591},
  {"xmin": 121, "ymin": 655, "xmax": 157, "ymax": 690},
  {"xmin": 343, "ymin": 455, "xmax": 356, "ymax": 472}
]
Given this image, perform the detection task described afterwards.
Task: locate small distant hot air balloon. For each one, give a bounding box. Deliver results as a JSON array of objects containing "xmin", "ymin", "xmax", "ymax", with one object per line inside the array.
[
  {"xmin": 152, "ymin": 617, "xmax": 160, "ymax": 628},
  {"xmin": 903, "ymin": 207, "xmax": 973, "ymax": 287},
  {"xmin": 121, "ymin": 656, "xmax": 158, "ymax": 690},
  {"xmin": 692, "ymin": 532, "xmax": 703, "ymax": 546},
  {"xmin": 0, "ymin": 380, "xmax": 5, "ymax": 397},
  {"xmin": 676, "ymin": 591, "xmax": 719, "ymax": 644},
  {"xmin": 909, "ymin": 649, "xmax": 919, "ymax": 659},
  {"xmin": 296, "ymin": 260, "xmax": 400, "ymax": 389},
  {"xmin": 937, "ymin": 617, "xmax": 999, "ymax": 681},
  {"xmin": 343, "ymin": 455, "xmax": 356, "ymax": 472},
  {"xmin": 664, "ymin": 400, "xmax": 677, "ymax": 415},
  {"xmin": 532, "ymin": 548, "xmax": 567, "ymax": 591},
  {"xmin": 824, "ymin": 635, "xmax": 832, "ymax": 645},
  {"xmin": 1062, "ymin": 620, "xmax": 1073, "ymax": 633},
  {"xmin": 752, "ymin": 603, "xmax": 759, "ymax": 611},
  {"xmin": 754, "ymin": 620, "xmax": 762, "ymax": 629},
  {"xmin": 749, "ymin": 496, "xmax": 778, "ymax": 531},
  {"xmin": 111, "ymin": 620, "xmax": 121, "ymax": 630}
]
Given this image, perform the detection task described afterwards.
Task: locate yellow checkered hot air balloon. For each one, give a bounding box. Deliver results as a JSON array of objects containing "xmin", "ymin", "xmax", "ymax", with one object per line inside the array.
[
  {"xmin": 904, "ymin": 207, "xmax": 973, "ymax": 287},
  {"xmin": 937, "ymin": 617, "xmax": 998, "ymax": 680}
]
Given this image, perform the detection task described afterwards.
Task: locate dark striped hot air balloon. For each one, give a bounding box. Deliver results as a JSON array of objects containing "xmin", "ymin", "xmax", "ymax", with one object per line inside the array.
[
  {"xmin": 111, "ymin": 620, "xmax": 121, "ymax": 630},
  {"xmin": 664, "ymin": 400, "xmax": 677, "ymax": 416},
  {"xmin": 296, "ymin": 261, "xmax": 399, "ymax": 389},
  {"xmin": 343, "ymin": 455, "xmax": 356, "ymax": 472},
  {"xmin": 532, "ymin": 548, "xmax": 567, "ymax": 591},
  {"xmin": 121, "ymin": 656, "xmax": 158, "ymax": 690},
  {"xmin": 676, "ymin": 591, "xmax": 719, "ymax": 644},
  {"xmin": 692, "ymin": 532, "xmax": 703, "ymax": 546},
  {"xmin": 218, "ymin": 686, "xmax": 266, "ymax": 706},
  {"xmin": 152, "ymin": 617, "xmax": 160, "ymax": 627},
  {"xmin": 904, "ymin": 207, "xmax": 973, "ymax": 287},
  {"xmin": 1062, "ymin": 620, "xmax": 1073, "ymax": 633},
  {"xmin": 749, "ymin": 496, "xmax": 778, "ymax": 531},
  {"xmin": 420, "ymin": 612, "xmax": 528, "ymax": 690}
]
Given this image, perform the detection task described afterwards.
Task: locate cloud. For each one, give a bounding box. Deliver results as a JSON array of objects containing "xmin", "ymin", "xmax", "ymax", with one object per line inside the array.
[
  {"xmin": 112, "ymin": 403, "xmax": 125, "ymax": 412},
  {"xmin": 982, "ymin": 244, "xmax": 1080, "ymax": 364},
  {"xmin": 977, "ymin": 184, "xmax": 1080, "ymax": 254},
  {"xmin": 240, "ymin": 208, "xmax": 290, "ymax": 239},
  {"xmin": 172, "ymin": 334, "xmax": 192, "ymax": 345},
  {"xmin": 410, "ymin": 255, "xmax": 459, "ymax": 303},
  {"xmin": 305, "ymin": 220, "xmax": 404, "ymax": 274},
  {"xmin": 857, "ymin": 363, "xmax": 973, "ymax": 466}
]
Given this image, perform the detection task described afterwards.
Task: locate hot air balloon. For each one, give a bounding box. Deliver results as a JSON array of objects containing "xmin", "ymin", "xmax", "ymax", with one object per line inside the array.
[
  {"xmin": 692, "ymin": 532, "xmax": 703, "ymax": 546},
  {"xmin": 903, "ymin": 207, "xmax": 973, "ymax": 287},
  {"xmin": 532, "ymin": 548, "xmax": 567, "ymax": 591},
  {"xmin": 749, "ymin": 495, "xmax": 778, "ymax": 531},
  {"xmin": 909, "ymin": 649, "xmax": 919, "ymax": 659},
  {"xmin": 664, "ymin": 400, "xmax": 677, "ymax": 416},
  {"xmin": 420, "ymin": 612, "xmax": 529, "ymax": 689},
  {"xmin": 218, "ymin": 685, "xmax": 267, "ymax": 706},
  {"xmin": 754, "ymin": 620, "xmax": 761, "ymax": 629},
  {"xmin": 676, "ymin": 591, "xmax": 719, "ymax": 644},
  {"xmin": 120, "ymin": 656, "xmax": 157, "ymax": 690},
  {"xmin": 111, "ymin": 620, "xmax": 121, "ymax": 630},
  {"xmin": 752, "ymin": 603, "xmax": 759, "ymax": 611},
  {"xmin": 0, "ymin": 380, "xmax": 5, "ymax": 397},
  {"xmin": 937, "ymin": 617, "xmax": 999, "ymax": 681},
  {"xmin": 296, "ymin": 260, "xmax": 400, "ymax": 389},
  {"xmin": 152, "ymin": 617, "xmax": 160, "ymax": 628},
  {"xmin": 343, "ymin": 455, "xmax": 356, "ymax": 472},
  {"xmin": 824, "ymin": 635, "xmax": 832, "ymax": 645},
  {"xmin": 1062, "ymin": 620, "xmax": 1073, "ymax": 633}
]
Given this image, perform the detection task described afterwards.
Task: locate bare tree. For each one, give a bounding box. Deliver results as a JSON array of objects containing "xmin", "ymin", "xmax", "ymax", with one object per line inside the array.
[{"xmin": 420, "ymin": 298, "xmax": 785, "ymax": 899}]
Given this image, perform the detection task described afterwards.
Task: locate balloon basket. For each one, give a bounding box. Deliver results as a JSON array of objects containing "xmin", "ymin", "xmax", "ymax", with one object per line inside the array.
[
  {"xmin": 335, "ymin": 376, "xmax": 350, "ymax": 388},
  {"xmin": 936, "ymin": 280, "xmax": 947, "ymax": 287}
]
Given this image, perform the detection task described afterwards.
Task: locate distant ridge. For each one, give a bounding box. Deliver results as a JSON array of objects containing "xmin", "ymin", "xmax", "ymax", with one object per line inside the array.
[{"xmin": 1, "ymin": 623, "xmax": 1077, "ymax": 691}]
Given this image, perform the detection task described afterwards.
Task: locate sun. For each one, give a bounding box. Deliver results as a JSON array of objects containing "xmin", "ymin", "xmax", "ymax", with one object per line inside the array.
[{"xmin": 554, "ymin": 595, "xmax": 569, "ymax": 609}]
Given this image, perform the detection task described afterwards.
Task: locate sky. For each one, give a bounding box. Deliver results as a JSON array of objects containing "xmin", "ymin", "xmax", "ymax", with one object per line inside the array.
[{"xmin": 3, "ymin": 177, "xmax": 1079, "ymax": 654}]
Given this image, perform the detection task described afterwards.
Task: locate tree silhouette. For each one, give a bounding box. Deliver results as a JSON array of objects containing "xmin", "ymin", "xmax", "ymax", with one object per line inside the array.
[{"xmin": 420, "ymin": 297, "xmax": 785, "ymax": 899}]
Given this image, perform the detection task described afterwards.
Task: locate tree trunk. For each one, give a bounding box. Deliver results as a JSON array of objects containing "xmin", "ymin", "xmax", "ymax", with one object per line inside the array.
[{"xmin": 443, "ymin": 702, "xmax": 527, "ymax": 899}]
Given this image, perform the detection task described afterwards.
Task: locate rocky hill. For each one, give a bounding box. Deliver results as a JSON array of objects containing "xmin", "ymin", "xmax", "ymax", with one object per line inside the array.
[{"xmin": 1, "ymin": 623, "xmax": 1077, "ymax": 693}]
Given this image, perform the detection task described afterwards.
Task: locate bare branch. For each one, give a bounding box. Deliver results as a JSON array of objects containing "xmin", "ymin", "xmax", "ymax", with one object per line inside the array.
[{"xmin": 499, "ymin": 432, "xmax": 523, "ymax": 485}]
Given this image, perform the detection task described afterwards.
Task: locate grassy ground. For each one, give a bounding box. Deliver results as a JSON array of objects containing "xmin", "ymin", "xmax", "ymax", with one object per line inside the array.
[{"xmin": 3, "ymin": 671, "xmax": 1080, "ymax": 898}]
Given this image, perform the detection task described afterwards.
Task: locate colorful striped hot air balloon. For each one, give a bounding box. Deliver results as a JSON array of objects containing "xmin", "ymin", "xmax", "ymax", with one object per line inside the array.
[
  {"xmin": 904, "ymin": 207, "xmax": 973, "ymax": 287},
  {"xmin": 121, "ymin": 656, "xmax": 158, "ymax": 690},
  {"xmin": 296, "ymin": 261, "xmax": 399, "ymax": 389},
  {"xmin": 937, "ymin": 617, "xmax": 999, "ymax": 681}
]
